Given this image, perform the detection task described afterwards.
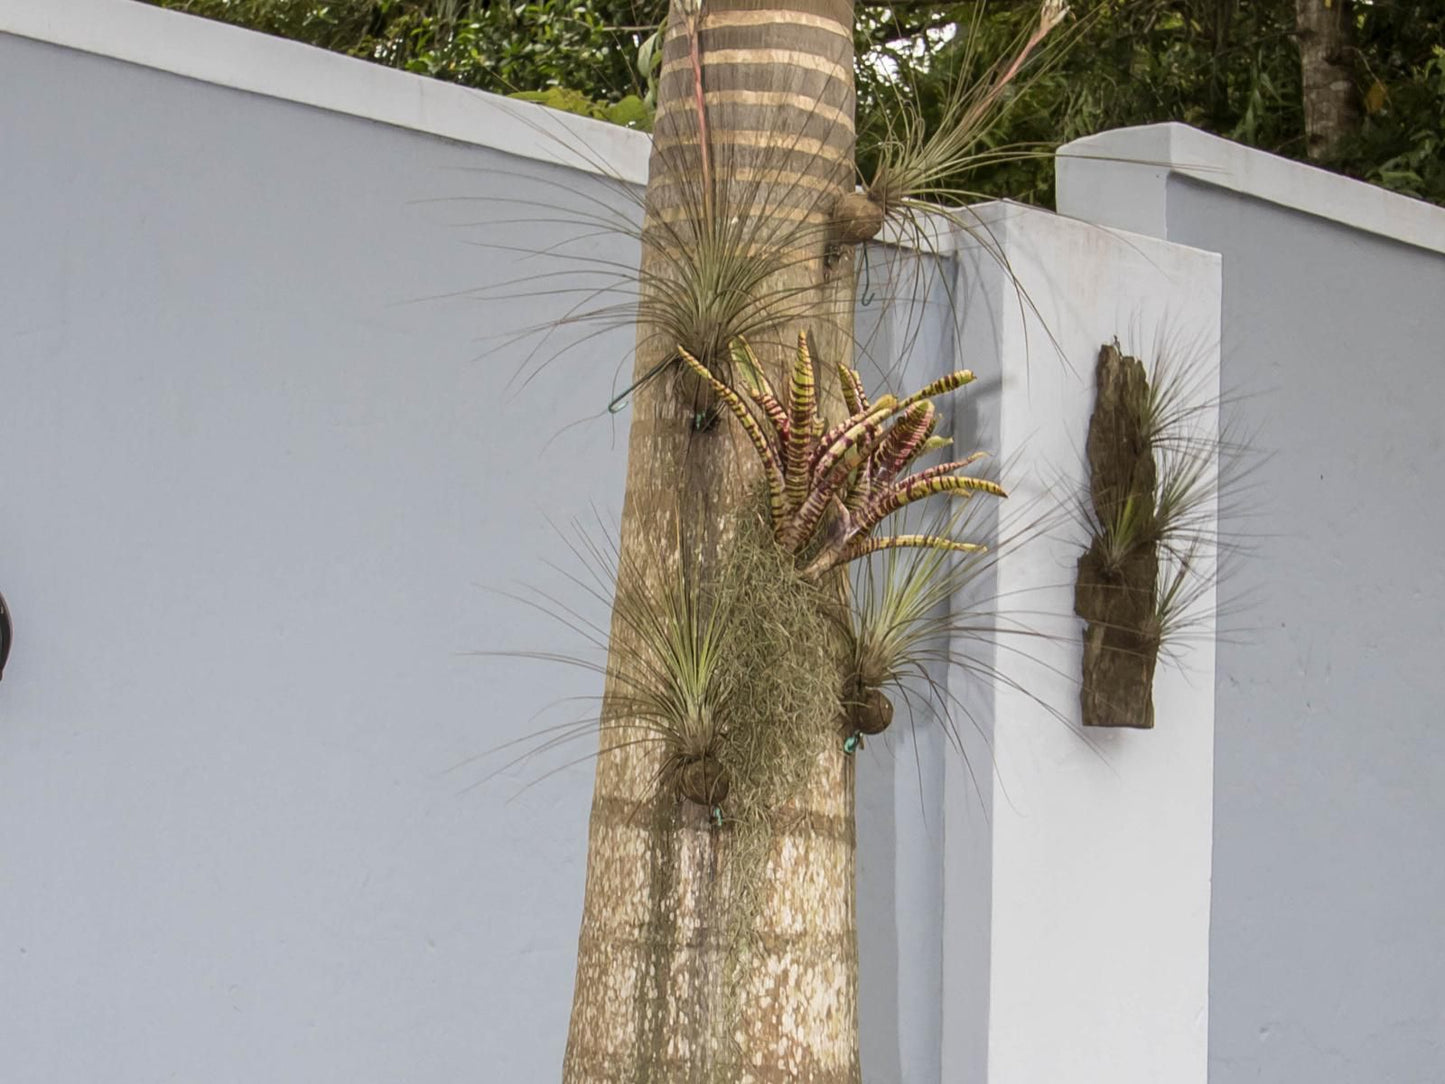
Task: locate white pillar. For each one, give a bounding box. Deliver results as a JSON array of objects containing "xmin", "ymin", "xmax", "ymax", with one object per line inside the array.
[{"xmin": 941, "ymin": 203, "xmax": 1221, "ymax": 1084}]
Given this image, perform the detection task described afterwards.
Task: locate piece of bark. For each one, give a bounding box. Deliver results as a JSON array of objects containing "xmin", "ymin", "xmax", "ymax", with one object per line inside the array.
[{"xmin": 1075, "ymin": 344, "xmax": 1159, "ymax": 729}]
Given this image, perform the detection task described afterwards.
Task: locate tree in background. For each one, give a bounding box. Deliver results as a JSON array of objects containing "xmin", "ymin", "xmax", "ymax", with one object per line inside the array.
[
  {"xmin": 1295, "ymin": 0, "xmax": 1360, "ymax": 159},
  {"xmin": 854, "ymin": 0, "xmax": 1442, "ymax": 205}
]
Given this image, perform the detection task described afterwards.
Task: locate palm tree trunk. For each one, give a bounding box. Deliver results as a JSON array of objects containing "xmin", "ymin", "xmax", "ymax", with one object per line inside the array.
[
  {"xmin": 1296, "ymin": 0, "xmax": 1360, "ymax": 159},
  {"xmin": 561, "ymin": 1, "xmax": 861, "ymax": 1080}
]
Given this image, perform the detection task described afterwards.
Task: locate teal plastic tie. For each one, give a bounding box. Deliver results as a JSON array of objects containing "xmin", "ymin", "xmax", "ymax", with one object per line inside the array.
[
  {"xmin": 607, "ymin": 356, "xmax": 671, "ymax": 414},
  {"xmin": 859, "ymin": 252, "xmax": 876, "ymax": 307}
]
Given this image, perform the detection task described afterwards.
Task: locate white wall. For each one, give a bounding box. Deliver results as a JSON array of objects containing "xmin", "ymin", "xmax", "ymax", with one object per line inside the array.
[
  {"xmin": 1059, "ymin": 124, "xmax": 1445, "ymax": 1084},
  {"xmin": 0, "ymin": 11, "xmax": 641, "ymax": 1081},
  {"xmin": 1, "ymin": 5, "xmax": 1229, "ymax": 1081}
]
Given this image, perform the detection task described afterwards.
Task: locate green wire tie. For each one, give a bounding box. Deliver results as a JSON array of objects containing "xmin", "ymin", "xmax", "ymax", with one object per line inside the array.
[
  {"xmin": 843, "ymin": 732, "xmax": 862, "ymax": 755},
  {"xmin": 607, "ymin": 356, "xmax": 672, "ymax": 414},
  {"xmin": 710, "ymin": 806, "xmax": 724, "ymax": 829},
  {"xmin": 859, "ymin": 251, "xmax": 876, "ymax": 307}
]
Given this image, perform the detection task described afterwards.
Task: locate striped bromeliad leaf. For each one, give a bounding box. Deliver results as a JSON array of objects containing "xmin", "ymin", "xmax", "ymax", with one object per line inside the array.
[{"xmin": 678, "ymin": 332, "xmax": 1005, "ymax": 579}]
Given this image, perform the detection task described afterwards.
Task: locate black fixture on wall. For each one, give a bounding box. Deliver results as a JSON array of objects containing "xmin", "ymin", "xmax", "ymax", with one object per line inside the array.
[{"xmin": 0, "ymin": 590, "xmax": 11, "ymax": 682}]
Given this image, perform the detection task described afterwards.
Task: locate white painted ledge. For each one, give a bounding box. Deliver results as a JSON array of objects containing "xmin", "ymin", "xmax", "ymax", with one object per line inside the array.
[
  {"xmin": 0, "ymin": 0, "xmax": 651, "ymax": 184},
  {"xmin": 1057, "ymin": 122, "xmax": 1445, "ymax": 256}
]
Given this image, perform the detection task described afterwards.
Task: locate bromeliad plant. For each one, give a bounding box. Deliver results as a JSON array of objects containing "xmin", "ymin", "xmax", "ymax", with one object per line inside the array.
[{"xmin": 679, "ymin": 332, "xmax": 1005, "ymax": 580}]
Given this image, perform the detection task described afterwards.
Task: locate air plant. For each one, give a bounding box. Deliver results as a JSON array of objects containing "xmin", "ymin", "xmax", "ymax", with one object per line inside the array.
[
  {"xmin": 458, "ymin": 1, "xmax": 1084, "ymax": 426},
  {"xmin": 679, "ymin": 332, "xmax": 1006, "ymax": 579},
  {"xmin": 472, "ymin": 67, "xmax": 858, "ymax": 411},
  {"xmin": 483, "ymin": 512, "xmax": 846, "ymax": 816},
  {"xmin": 485, "ymin": 528, "xmax": 739, "ymax": 811},
  {"xmin": 839, "ymin": 515, "xmax": 988, "ymax": 741},
  {"xmin": 615, "ymin": 563, "xmax": 736, "ymax": 808},
  {"xmin": 835, "ymin": 494, "xmax": 1086, "ymax": 780},
  {"xmin": 1075, "ymin": 341, "xmax": 1226, "ymax": 728},
  {"xmin": 842, "ymin": 0, "xmax": 1073, "ymax": 245},
  {"xmin": 639, "ymin": 210, "xmax": 827, "ymax": 390}
]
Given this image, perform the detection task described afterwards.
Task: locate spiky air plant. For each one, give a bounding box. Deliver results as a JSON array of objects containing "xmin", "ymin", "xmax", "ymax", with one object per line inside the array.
[
  {"xmin": 839, "ymin": 520, "xmax": 985, "ymax": 742},
  {"xmin": 1075, "ymin": 342, "xmax": 1228, "ymax": 728},
  {"xmin": 615, "ymin": 563, "xmax": 736, "ymax": 809},
  {"xmin": 679, "ymin": 332, "xmax": 1005, "ymax": 579},
  {"xmin": 479, "ymin": 166, "xmax": 839, "ymax": 413},
  {"xmin": 466, "ymin": 75, "xmax": 859, "ymax": 421},
  {"xmin": 835, "ymin": 496, "xmax": 1086, "ymax": 775},
  {"xmin": 477, "ymin": 511, "xmax": 849, "ymax": 818},
  {"xmin": 479, "ymin": 528, "xmax": 739, "ymax": 812},
  {"xmin": 835, "ymin": 0, "xmax": 1073, "ymax": 250}
]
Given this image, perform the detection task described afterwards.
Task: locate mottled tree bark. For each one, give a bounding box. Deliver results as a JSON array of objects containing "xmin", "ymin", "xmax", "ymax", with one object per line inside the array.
[
  {"xmin": 1296, "ymin": 0, "xmax": 1360, "ymax": 159},
  {"xmin": 562, "ymin": 1, "xmax": 861, "ymax": 1080}
]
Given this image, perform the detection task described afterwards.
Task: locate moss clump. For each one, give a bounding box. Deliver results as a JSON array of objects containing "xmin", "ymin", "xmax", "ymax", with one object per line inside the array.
[
  {"xmin": 712, "ymin": 509, "xmax": 843, "ymax": 827},
  {"xmin": 596, "ymin": 500, "xmax": 845, "ymax": 1070},
  {"xmin": 696, "ymin": 507, "xmax": 844, "ymax": 1068}
]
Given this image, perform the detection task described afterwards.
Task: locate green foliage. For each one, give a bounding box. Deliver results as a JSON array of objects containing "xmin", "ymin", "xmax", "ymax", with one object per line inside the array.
[
  {"xmin": 142, "ymin": 0, "xmax": 1444, "ymax": 205},
  {"xmin": 144, "ymin": 0, "xmax": 380, "ymax": 50},
  {"xmin": 508, "ymin": 87, "xmax": 650, "ymax": 127},
  {"xmin": 143, "ymin": 0, "xmax": 665, "ymax": 112},
  {"xmin": 861, "ymin": 2, "xmax": 1069, "ymax": 215},
  {"xmin": 1344, "ymin": 45, "xmax": 1445, "ymax": 203},
  {"xmin": 858, "ymin": 0, "xmax": 1308, "ymax": 207},
  {"xmin": 860, "ymin": 0, "xmax": 1443, "ymax": 206}
]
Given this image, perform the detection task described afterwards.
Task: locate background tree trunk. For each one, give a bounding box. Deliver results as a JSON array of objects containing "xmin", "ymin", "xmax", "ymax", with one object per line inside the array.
[
  {"xmin": 1295, "ymin": 0, "xmax": 1360, "ymax": 159},
  {"xmin": 562, "ymin": 1, "xmax": 862, "ymax": 1080}
]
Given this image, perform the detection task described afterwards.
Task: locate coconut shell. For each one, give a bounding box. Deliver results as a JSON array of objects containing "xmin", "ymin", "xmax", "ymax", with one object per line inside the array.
[
  {"xmin": 678, "ymin": 756, "xmax": 730, "ymax": 807},
  {"xmin": 849, "ymin": 686, "xmax": 894, "ymax": 735},
  {"xmin": 831, "ymin": 191, "xmax": 885, "ymax": 245}
]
